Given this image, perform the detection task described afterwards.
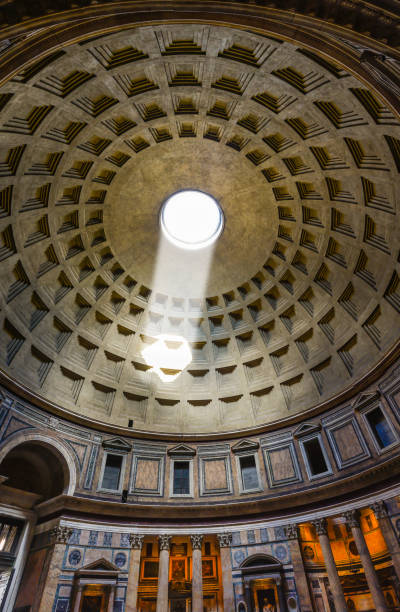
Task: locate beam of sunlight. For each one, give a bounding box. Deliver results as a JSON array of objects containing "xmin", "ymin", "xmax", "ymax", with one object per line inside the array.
[{"xmin": 141, "ymin": 190, "xmax": 223, "ymax": 382}]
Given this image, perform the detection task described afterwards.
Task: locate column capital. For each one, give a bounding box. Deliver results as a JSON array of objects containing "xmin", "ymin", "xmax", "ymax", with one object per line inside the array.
[
  {"xmin": 158, "ymin": 534, "xmax": 172, "ymax": 551},
  {"xmin": 49, "ymin": 526, "xmax": 73, "ymax": 544},
  {"xmin": 311, "ymin": 518, "xmax": 328, "ymax": 536},
  {"xmin": 343, "ymin": 509, "xmax": 360, "ymax": 528},
  {"xmin": 284, "ymin": 524, "xmax": 299, "ymax": 540},
  {"xmin": 190, "ymin": 534, "xmax": 204, "ymax": 550},
  {"xmin": 129, "ymin": 534, "xmax": 144, "ymax": 549},
  {"xmin": 217, "ymin": 532, "xmax": 232, "ymax": 548},
  {"xmin": 371, "ymin": 501, "xmax": 388, "ymax": 519}
]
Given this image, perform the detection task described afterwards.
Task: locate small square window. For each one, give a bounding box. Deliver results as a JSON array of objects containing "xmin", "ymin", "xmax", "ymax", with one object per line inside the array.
[
  {"xmin": 302, "ymin": 436, "xmax": 330, "ymax": 477},
  {"xmin": 366, "ymin": 407, "xmax": 396, "ymax": 449},
  {"xmin": 239, "ymin": 455, "xmax": 259, "ymax": 491}
]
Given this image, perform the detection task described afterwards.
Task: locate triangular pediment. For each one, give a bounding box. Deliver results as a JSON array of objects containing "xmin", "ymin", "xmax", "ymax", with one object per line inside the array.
[
  {"xmin": 231, "ymin": 439, "xmax": 259, "ymax": 454},
  {"xmin": 102, "ymin": 437, "xmax": 132, "ymax": 452},
  {"xmin": 168, "ymin": 443, "xmax": 196, "ymax": 456},
  {"xmin": 80, "ymin": 557, "xmax": 119, "ymax": 572},
  {"xmin": 352, "ymin": 391, "xmax": 380, "ymax": 410},
  {"xmin": 293, "ymin": 422, "xmax": 321, "ymax": 438}
]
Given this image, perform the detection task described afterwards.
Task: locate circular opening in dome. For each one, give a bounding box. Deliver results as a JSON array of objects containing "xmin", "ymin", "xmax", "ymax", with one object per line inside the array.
[{"xmin": 160, "ymin": 190, "xmax": 224, "ymax": 250}]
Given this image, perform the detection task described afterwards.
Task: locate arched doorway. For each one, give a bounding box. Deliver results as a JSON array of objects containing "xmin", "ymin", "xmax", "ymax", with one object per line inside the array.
[{"xmin": 239, "ymin": 554, "xmax": 287, "ymax": 612}]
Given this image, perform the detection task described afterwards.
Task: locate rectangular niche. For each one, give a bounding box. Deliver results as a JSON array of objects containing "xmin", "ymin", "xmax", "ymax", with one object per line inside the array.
[
  {"xmin": 198, "ymin": 445, "xmax": 233, "ymax": 496},
  {"xmin": 130, "ymin": 443, "xmax": 166, "ymax": 496},
  {"xmin": 323, "ymin": 407, "xmax": 370, "ymax": 469},
  {"xmin": 262, "ymin": 433, "xmax": 302, "ymax": 488}
]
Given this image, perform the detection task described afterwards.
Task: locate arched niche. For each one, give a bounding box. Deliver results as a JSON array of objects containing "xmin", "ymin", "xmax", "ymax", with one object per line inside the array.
[
  {"xmin": 240, "ymin": 554, "xmax": 282, "ymax": 569},
  {"xmin": 0, "ymin": 435, "xmax": 75, "ymax": 502}
]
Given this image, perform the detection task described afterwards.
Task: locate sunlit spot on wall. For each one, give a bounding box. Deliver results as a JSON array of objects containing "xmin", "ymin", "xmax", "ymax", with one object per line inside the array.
[{"xmin": 141, "ymin": 334, "xmax": 192, "ymax": 382}]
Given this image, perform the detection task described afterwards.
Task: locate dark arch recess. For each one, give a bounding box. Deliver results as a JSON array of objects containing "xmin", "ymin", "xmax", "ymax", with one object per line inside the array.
[
  {"xmin": 0, "ymin": 440, "xmax": 70, "ymax": 502},
  {"xmin": 240, "ymin": 553, "xmax": 282, "ymax": 568}
]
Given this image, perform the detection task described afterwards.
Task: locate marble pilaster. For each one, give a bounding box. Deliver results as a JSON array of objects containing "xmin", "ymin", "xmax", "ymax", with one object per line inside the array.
[
  {"xmin": 217, "ymin": 533, "xmax": 235, "ymax": 611},
  {"xmin": 38, "ymin": 526, "xmax": 73, "ymax": 612},
  {"xmin": 285, "ymin": 524, "xmax": 313, "ymax": 612}
]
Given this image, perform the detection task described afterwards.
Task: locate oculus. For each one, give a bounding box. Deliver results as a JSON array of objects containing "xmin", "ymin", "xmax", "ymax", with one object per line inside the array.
[{"xmin": 160, "ymin": 190, "xmax": 223, "ymax": 250}]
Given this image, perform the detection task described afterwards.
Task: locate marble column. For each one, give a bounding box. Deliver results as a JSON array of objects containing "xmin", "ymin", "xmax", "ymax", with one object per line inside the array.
[
  {"xmin": 312, "ymin": 519, "xmax": 347, "ymax": 612},
  {"xmin": 125, "ymin": 534, "xmax": 144, "ymax": 612},
  {"xmin": 372, "ymin": 501, "xmax": 400, "ymax": 583},
  {"xmin": 107, "ymin": 585, "xmax": 116, "ymax": 612},
  {"xmin": 217, "ymin": 533, "xmax": 235, "ymax": 612},
  {"xmin": 344, "ymin": 510, "xmax": 388, "ymax": 612},
  {"xmin": 191, "ymin": 534, "xmax": 204, "ymax": 612},
  {"xmin": 38, "ymin": 525, "xmax": 73, "ymax": 612},
  {"xmin": 156, "ymin": 534, "xmax": 172, "ymax": 612},
  {"xmin": 72, "ymin": 584, "xmax": 84, "ymax": 612},
  {"xmin": 284, "ymin": 524, "xmax": 313, "ymax": 612}
]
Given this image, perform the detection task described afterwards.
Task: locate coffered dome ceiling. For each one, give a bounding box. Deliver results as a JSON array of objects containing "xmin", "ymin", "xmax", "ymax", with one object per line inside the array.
[{"xmin": 0, "ymin": 24, "xmax": 400, "ymax": 434}]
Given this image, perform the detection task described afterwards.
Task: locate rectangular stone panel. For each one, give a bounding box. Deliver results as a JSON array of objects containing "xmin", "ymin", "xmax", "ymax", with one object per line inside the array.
[
  {"xmin": 199, "ymin": 453, "xmax": 233, "ymax": 496},
  {"xmin": 324, "ymin": 412, "xmax": 370, "ymax": 469},
  {"xmin": 262, "ymin": 435, "xmax": 302, "ymax": 487},
  {"xmin": 333, "ymin": 422, "xmax": 363, "ymax": 461},
  {"xmin": 135, "ymin": 458, "xmax": 160, "ymax": 490},
  {"xmin": 204, "ymin": 458, "xmax": 227, "ymax": 490},
  {"xmin": 130, "ymin": 450, "xmax": 165, "ymax": 496}
]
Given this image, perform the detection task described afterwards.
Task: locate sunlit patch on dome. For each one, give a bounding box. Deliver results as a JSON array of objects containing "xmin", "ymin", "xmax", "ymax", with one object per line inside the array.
[{"xmin": 141, "ymin": 334, "xmax": 192, "ymax": 382}]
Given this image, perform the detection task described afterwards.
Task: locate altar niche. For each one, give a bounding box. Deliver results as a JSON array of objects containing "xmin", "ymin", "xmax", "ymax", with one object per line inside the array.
[
  {"xmin": 239, "ymin": 554, "xmax": 286, "ymax": 612},
  {"xmin": 137, "ymin": 535, "xmax": 222, "ymax": 611},
  {"xmin": 71, "ymin": 558, "xmax": 119, "ymax": 612}
]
